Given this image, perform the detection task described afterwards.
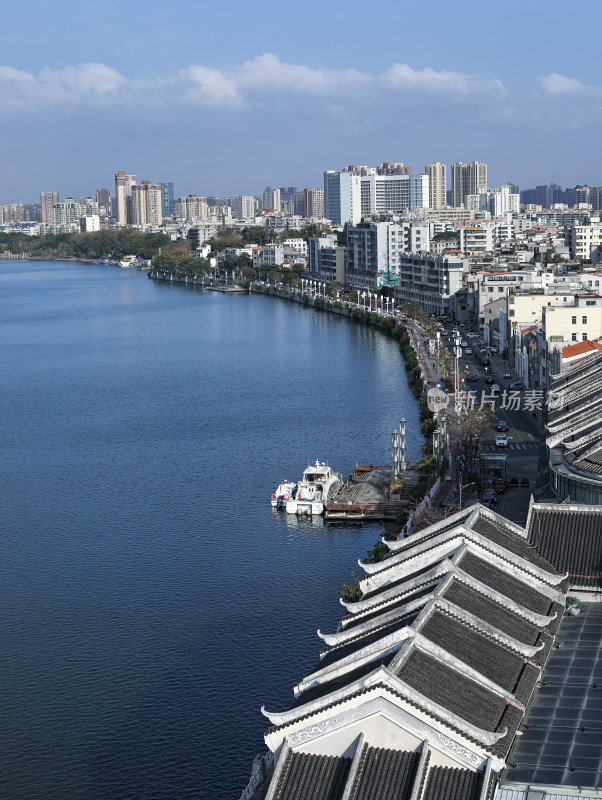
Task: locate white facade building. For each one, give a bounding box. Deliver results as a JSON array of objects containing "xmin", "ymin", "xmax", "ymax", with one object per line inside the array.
[{"xmin": 230, "ymin": 196, "xmax": 255, "ymax": 221}]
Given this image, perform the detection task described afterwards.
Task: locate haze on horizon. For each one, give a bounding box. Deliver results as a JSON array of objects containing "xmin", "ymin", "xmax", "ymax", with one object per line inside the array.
[{"xmin": 1, "ymin": 0, "xmax": 600, "ymax": 201}]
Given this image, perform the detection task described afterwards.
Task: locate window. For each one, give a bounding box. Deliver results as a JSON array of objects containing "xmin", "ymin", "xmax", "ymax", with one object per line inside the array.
[
  {"xmin": 582, "ymin": 316, "xmax": 588, "ymax": 324},
  {"xmin": 572, "ymin": 333, "xmax": 578, "ymax": 341},
  {"xmin": 572, "ymin": 316, "xmax": 577, "ymax": 324},
  {"xmin": 583, "ymin": 333, "xmax": 588, "ymax": 341},
  {"xmin": 586, "ymin": 300, "xmax": 596, "ymax": 306}
]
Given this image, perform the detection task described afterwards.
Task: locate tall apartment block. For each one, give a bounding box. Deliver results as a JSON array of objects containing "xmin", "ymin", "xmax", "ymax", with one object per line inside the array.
[
  {"xmin": 451, "ymin": 161, "xmax": 487, "ymax": 208},
  {"xmin": 114, "ymin": 171, "xmax": 136, "ymax": 224},
  {"xmin": 231, "ymin": 196, "xmax": 255, "ymax": 221},
  {"xmin": 160, "ymin": 182, "xmax": 175, "ymax": 218},
  {"xmin": 425, "ymin": 163, "xmax": 446, "ymax": 209},
  {"xmin": 40, "ymin": 190, "xmax": 59, "ymax": 223},
  {"xmin": 303, "ymin": 187, "xmax": 325, "ymax": 219},
  {"xmin": 261, "ymin": 186, "xmax": 281, "ymax": 212},
  {"xmin": 131, "ymin": 182, "xmax": 163, "ymax": 225}
]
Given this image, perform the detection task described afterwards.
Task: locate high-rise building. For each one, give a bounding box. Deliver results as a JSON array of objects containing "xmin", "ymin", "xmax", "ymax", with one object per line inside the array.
[
  {"xmin": 303, "ymin": 187, "xmax": 325, "ymax": 219},
  {"xmin": 261, "ymin": 187, "xmax": 281, "ymax": 212},
  {"xmin": 425, "ymin": 163, "xmax": 446, "ymax": 209},
  {"xmin": 176, "ymin": 195, "xmax": 208, "ymax": 220},
  {"xmin": 40, "ymin": 190, "xmax": 59, "ymax": 223},
  {"xmin": 95, "ymin": 188, "xmax": 111, "ymax": 210},
  {"xmin": 230, "ymin": 196, "xmax": 255, "ymax": 221},
  {"xmin": 451, "ymin": 161, "xmax": 487, "ymax": 207},
  {"xmin": 114, "ymin": 171, "xmax": 136, "ymax": 224},
  {"xmin": 324, "ymin": 170, "xmax": 362, "ymax": 225},
  {"xmin": 160, "ymin": 182, "xmax": 175, "ymax": 218},
  {"xmin": 131, "ymin": 182, "xmax": 163, "ymax": 225}
]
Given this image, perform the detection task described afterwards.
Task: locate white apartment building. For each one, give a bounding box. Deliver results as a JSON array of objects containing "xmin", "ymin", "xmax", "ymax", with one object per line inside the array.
[
  {"xmin": 458, "ymin": 225, "xmax": 494, "ymax": 255},
  {"xmin": 53, "ymin": 198, "xmax": 100, "ymax": 226},
  {"xmin": 177, "ymin": 195, "xmax": 208, "ymax": 221},
  {"xmin": 324, "ymin": 166, "xmax": 428, "ymax": 225},
  {"xmin": 230, "ymin": 196, "xmax": 255, "ymax": 221},
  {"xmin": 566, "ymin": 222, "xmax": 602, "ymax": 262},
  {"xmin": 346, "ymin": 221, "xmax": 405, "ymax": 288},
  {"xmin": 80, "ymin": 215, "xmax": 101, "ymax": 232},
  {"xmin": 425, "ymin": 162, "xmax": 446, "ymax": 209},
  {"xmin": 465, "ymin": 186, "xmax": 519, "ymax": 216},
  {"xmin": 542, "ymin": 297, "xmax": 602, "ymax": 349},
  {"xmin": 281, "ymin": 239, "xmax": 307, "ymax": 256}
]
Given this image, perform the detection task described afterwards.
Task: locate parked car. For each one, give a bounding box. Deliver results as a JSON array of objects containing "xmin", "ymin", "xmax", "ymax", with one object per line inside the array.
[
  {"xmin": 497, "ymin": 419, "xmax": 509, "ymax": 431},
  {"xmin": 509, "ymin": 381, "xmax": 525, "ymax": 391},
  {"xmin": 503, "ymin": 370, "xmax": 511, "ymax": 379},
  {"xmin": 496, "ymin": 433, "xmax": 508, "ymax": 448},
  {"xmin": 493, "ymin": 477, "xmax": 507, "ymax": 494}
]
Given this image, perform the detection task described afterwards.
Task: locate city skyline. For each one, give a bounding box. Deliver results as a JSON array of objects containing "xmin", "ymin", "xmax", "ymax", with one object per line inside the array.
[{"xmin": 1, "ymin": 0, "xmax": 601, "ymax": 199}]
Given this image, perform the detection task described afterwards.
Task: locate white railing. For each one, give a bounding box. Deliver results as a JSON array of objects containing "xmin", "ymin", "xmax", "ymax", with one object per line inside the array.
[{"xmin": 238, "ymin": 751, "xmax": 275, "ymax": 800}]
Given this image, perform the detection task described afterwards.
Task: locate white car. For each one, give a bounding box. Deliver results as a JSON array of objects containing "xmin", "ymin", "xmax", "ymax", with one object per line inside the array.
[
  {"xmin": 491, "ymin": 383, "xmax": 500, "ymax": 392},
  {"xmin": 495, "ymin": 433, "xmax": 508, "ymax": 448},
  {"xmin": 465, "ymin": 347, "xmax": 473, "ymax": 355},
  {"xmin": 461, "ymin": 340, "xmax": 468, "ymax": 347},
  {"xmin": 467, "ymin": 333, "xmax": 478, "ymax": 339}
]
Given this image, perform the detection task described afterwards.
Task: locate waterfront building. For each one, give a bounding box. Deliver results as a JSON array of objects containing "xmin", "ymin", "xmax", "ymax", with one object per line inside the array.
[
  {"xmin": 257, "ymin": 504, "xmax": 567, "ymax": 800},
  {"xmin": 394, "ymin": 252, "xmax": 465, "ymax": 316},
  {"xmin": 114, "ymin": 170, "xmax": 136, "ymax": 225},
  {"xmin": 425, "ymin": 162, "xmax": 446, "ymax": 209},
  {"xmin": 307, "ymin": 235, "xmax": 345, "ymax": 284},
  {"xmin": 451, "ymin": 161, "xmax": 488, "ymax": 208},
  {"xmin": 346, "ymin": 221, "xmax": 407, "ymax": 289},
  {"xmin": 131, "ymin": 182, "xmax": 163, "ymax": 226},
  {"xmin": 40, "ymin": 190, "xmax": 58, "ymax": 223}
]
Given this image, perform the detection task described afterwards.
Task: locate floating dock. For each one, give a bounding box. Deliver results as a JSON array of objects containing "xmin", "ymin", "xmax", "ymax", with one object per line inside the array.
[{"xmin": 325, "ymin": 465, "xmax": 421, "ymax": 522}]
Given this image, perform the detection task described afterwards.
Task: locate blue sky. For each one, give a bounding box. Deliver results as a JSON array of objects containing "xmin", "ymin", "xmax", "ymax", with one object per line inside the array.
[{"xmin": 1, "ymin": 0, "xmax": 600, "ymax": 201}]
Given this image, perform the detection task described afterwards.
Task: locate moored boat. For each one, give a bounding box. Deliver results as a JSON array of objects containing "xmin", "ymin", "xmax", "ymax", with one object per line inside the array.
[
  {"xmin": 271, "ymin": 480, "xmax": 297, "ymax": 511},
  {"xmin": 286, "ymin": 460, "xmax": 342, "ymax": 516}
]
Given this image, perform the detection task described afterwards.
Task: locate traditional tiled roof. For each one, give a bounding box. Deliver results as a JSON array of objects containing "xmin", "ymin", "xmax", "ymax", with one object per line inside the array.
[
  {"xmin": 347, "ymin": 744, "xmax": 419, "ymax": 800},
  {"xmin": 527, "ymin": 504, "xmax": 602, "ymax": 589},
  {"xmin": 271, "ymin": 751, "xmax": 351, "ymax": 800},
  {"xmin": 260, "ymin": 506, "xmax": 565, "ymax": 800},
  {"xmin": 423, "ymin": 765, "xmax": 483, "ymax": 800},
  {"xmin": 455, "ymin": 551, "xmax": 553, "ymax": 615}
]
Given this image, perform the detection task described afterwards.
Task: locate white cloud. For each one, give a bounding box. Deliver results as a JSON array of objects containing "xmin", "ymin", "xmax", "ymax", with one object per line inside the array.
[
  {"xmin": 180, "ymin": 65, "xmax": 243, "ymax": 108},
  {"xmin": 382, "ymin": 63, "xmax": 504, "ymax": 94},
  {"xmin": 537, "ymin": 73, "xmax": 585, "ymax": 95},
  {"xmin": 234, "ymin": 53, "xmax": 369, "ymax": 94},
  {"xmin": 40, "ymin": 63, "xmax": 126, "ymax": 95}
]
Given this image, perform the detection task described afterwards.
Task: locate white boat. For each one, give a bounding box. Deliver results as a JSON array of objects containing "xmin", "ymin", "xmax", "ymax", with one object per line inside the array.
[
  {"xmin": 286, "ymin": 460, "xmax": 342, "ymax": 516},
  {"xmin": 119, "ymin": 255, "xmax": 137, "ymax": 268},
  {"xmin": 271, "ymin": 480, "xmax": 297, "ymax": 511}
]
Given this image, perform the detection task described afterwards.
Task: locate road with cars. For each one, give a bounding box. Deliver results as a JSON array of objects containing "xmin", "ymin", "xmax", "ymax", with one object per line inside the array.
[{"xmin": 441, "ymin": 322, "xmax": 544, "ymax": 525}]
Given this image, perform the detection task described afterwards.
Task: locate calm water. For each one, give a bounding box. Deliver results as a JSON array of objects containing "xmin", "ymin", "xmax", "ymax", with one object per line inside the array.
[{"xmin": 0, "ymin": 261, "xmax": 422, "ymax": 800}]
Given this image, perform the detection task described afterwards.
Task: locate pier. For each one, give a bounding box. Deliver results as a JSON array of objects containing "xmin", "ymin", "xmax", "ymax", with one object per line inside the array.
[{"xmin": 325, "ymin": 465, "xmax": 421, "ymax": 522}]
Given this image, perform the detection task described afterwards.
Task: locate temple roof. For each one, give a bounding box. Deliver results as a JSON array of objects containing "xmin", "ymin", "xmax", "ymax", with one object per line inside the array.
[
  {"xmin": 263, "ymin": 505, "xmax": 564, "ymax": 764},
  {"xmin": 527, "ymin": 503, "xmax": 602, "ymax": 589}
]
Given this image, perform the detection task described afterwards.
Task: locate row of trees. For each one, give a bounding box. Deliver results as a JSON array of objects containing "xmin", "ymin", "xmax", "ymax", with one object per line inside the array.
[{"xmin": 0, "ymin": 230, "xmax": 171, "ymax": 261}]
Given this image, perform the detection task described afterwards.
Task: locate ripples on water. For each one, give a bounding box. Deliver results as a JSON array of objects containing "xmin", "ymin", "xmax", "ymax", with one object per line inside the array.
[{"xmin": 0, "ymin": 261, "xmax": 422, "ymax": 799}]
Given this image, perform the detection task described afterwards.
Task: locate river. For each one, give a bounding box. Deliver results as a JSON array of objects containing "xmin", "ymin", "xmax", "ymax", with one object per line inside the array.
[{"xmin": 0, "ymin": 260, "xmax": 422, "ymax": 799}]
